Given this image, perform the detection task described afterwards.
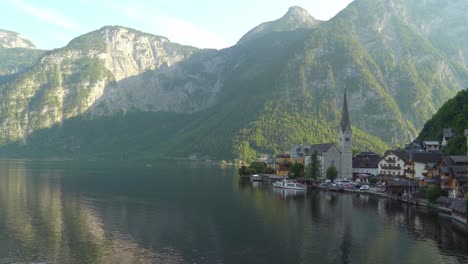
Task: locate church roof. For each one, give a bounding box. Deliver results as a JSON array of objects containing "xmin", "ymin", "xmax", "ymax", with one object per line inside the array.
[{"xmin": 340, "ymin": 89, "xmax": 351, "ymax": 132}]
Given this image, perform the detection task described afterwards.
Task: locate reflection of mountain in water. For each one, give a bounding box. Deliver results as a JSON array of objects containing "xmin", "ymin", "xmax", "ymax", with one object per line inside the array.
[
  {"xmin": 0, "ymin": 161, "xmax": 183, "ymax": 263},
  {"xmin": 0, "ymin": 160, "xmax": 467, "ymax": 264}
]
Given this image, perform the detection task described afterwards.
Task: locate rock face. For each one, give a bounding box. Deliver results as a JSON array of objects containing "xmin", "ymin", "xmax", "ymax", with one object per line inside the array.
[
  {"xmin": 0, "ymin": 1, "xmax": 467, "ymax": 159},
  {"xmin": 238, "ymin": 6, "xmax": 320, "ymax": 44},
  {"xmin": 0, "ymin": 26, "xmax": 217, "ymax": 143},
  {"xmin": 0, "ymin": 29, "xmax": 36, "ymax": 49}
]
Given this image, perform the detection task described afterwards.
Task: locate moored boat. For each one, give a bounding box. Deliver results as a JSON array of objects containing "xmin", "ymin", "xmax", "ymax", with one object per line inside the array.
[
  {"xmin": 272, "ymin": 178, "xmax": 307, "ymax": 190},
  {"xmin": 250, "ymin": 174, "xmax": 262, "ymax": 181}
]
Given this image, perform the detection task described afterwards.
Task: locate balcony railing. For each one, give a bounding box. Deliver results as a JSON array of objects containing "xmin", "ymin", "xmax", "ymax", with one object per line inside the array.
[
  {"xmin": 380, "ymin": 165, "xmax": 401, "ymax": 170},
  {"xmin": 385, "ymin": 158, "xmax": 397, "ymax": 163}
]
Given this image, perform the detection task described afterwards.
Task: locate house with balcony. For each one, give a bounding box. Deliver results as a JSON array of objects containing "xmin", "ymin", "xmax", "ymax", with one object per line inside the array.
[
  {"xmin": 438, "ymin": 156, "xmax": 468, "ymax": 198},
  {"xmin": 378, "ymin": 151, "xmax": 410, "ymax": 179},
  {"xmin": 408, "ymin": 152, "xmax": 443, "ymax": 180}
]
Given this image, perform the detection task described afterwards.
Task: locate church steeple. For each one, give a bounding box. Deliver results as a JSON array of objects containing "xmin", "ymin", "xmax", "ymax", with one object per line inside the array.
[
  {"xmin": 338, "ymin": 88, "xmax": 352, "ymax": 180},
  {"xmin": 340, "ymin": 89, "xmax": 351, "ymax": 133}
]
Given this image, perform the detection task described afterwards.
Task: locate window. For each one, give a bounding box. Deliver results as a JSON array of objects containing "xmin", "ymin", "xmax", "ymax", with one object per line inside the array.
[{"xmin": 345, "ymin": 137, "xmax": 350, "ymax": 141}]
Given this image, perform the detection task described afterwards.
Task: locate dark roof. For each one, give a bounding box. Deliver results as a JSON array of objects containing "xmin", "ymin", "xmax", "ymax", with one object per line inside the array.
[
  {"xmin": 425, "ymin": 178, "xmax": 441, "ymax": 183},
  {"xmin": 410, "ymin": 152, "xmax": 443, "ymax": 164},
  {"xmin": 393, "ymin": 151, "xmax": 409, "ymax": 161},
  {"xmin": 450, "ymin": 199, "xmax": 466, "ymax": 213},
  {"xmin": 453, "ymin": 166, "xmax": 468, "ymax": 173},
  {"xmin": 308, "ymin": 143, "xmax": 336, "ymax": 153},
  {"xmin": 455, "ymin": 177, "xmax": 468, "ymax": 183},
  {"xmin": 290, "ymin": 143, "xmax": 337, "ymax": 157},
  {"xmin": 387, "ymin": 180, "xmax": 419, "ymax": 187},
  {"xmin": 450, "ymin": 156, "xmax": 468, "ymax": 164},
  {"xmin": 353, "ymin": 156, "xmax": 380, "ymax": 168},
  {"xmin": 340, "ymin": 89, "xmax": 351, "ymax": 132},
  {"xmin": 440, "ymin": 166, "xmax": 450, "ymax": 174}
]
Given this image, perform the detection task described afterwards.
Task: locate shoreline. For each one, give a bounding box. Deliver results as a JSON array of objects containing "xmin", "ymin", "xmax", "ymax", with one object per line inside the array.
[{"xmin": 316, "ymin": 185, "xmax": 467, "ymax": 228}]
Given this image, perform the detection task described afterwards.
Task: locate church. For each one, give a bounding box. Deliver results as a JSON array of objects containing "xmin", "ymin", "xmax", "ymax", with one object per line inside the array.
[{"xmin": 291, "ymin": 90, "xmax": 353, "ymax": 179}]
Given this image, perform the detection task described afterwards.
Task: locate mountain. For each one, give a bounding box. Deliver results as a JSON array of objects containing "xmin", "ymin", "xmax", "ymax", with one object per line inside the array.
[
  {"xmin": 0, "ymin": 0, "xmax": 467, "ymax": 161},
  {"xmin": 238, "ymin": 6, "xmax": 320, "ymax": 44},
  {"xmin": 0, "ymin": 29, "xmax": 44, "ymax": 79},
  {"xmin": 0, "ymin": 29, "xmax": 36, "ymax": 49},
  {"xmin": 418, "ymin": 89, "xmax": 468, "ymax": 155}
]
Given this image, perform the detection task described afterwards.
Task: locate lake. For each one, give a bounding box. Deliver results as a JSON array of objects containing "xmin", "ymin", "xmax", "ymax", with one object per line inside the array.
[{"xmin": 0, "ymin": 160, "xmax": 467, "ymax": 264}]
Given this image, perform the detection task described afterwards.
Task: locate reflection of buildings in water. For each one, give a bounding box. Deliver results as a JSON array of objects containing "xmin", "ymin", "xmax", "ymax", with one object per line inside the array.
[
  {"xmin": 252, "ymin": 181, "xmax": 261, "ymax": 189},
  {"xmin": 272, "ymin": 188, "xmax": 307, "ymax": 199}
]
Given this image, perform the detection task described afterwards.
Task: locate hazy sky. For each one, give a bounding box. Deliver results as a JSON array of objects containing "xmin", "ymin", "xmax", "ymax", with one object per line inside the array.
[{"xmin": 1, "ymin": 0, "xmax": 353, "ymax": 50}]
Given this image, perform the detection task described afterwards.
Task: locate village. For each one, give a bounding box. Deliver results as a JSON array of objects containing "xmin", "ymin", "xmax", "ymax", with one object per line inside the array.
[{"xmin": 240, "ymin": 90, "xmax": 468, "ymax": 227}]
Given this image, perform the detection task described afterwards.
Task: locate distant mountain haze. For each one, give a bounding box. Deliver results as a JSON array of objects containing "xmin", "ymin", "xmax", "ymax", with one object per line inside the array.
[{"xmin": 0, "ymin": 0, "xmax": 466, "ymax": 160}]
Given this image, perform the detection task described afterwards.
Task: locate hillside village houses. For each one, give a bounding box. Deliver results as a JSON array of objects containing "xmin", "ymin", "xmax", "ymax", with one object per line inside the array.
[{"xmin": 268, "ymin": 89, "xmax": 468, "ymax": 201}]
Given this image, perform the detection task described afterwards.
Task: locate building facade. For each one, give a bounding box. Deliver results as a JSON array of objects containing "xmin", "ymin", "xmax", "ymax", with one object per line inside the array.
[
  {"xmin": 301, "ymin": 144, "xmax": 341, "ymax": 178},
  {"xmin": 353, "ymin": 152, "xmax": 381, "ymax": 176},
  {"xmin": 408, "ymin": 152, "xmax": 442, "ymax": 180},
  {"xmin": 378, "ymin": 151, "xmax": 410, "ymax": 178}
]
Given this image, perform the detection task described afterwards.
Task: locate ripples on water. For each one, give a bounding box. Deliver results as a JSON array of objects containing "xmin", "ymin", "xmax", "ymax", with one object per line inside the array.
[{"xmin": 0, "ymin": 160, "xmax": 467, "ymax": 263}]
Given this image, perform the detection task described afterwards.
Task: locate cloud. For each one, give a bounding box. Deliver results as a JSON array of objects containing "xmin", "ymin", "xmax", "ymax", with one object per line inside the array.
[
  {"xmin": 10, "ymin": 0, "xmax": 82, "ymax": 32},
  {"xmin": 106, "ymin": 1, "xmax": 229, "ymax": 49}
]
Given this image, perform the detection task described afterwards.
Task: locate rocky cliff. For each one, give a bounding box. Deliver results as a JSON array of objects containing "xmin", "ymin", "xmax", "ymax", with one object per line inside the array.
[{"xmin": 0, "ymin": 0, "xmax": 467, "ymax": 160}]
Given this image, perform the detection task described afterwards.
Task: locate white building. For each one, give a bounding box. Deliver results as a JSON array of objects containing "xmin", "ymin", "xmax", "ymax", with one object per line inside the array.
[
  {"xmin": 423, "ymin": 141, "xmax": 440, "ymax": 152},
  {"xmin": 378, "ymin": 151, "xmax": 410, "ymax": 178}
]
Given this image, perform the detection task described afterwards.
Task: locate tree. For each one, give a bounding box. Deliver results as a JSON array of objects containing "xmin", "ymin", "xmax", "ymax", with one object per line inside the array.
[
  {"xmin": 368, "ymin": 177, "xmax": 378, "ymax": 185},
  {"xmin": 289, "ymin": 163, "xmax": 305, "ymax": 178},
  {"xmin": 426, "ymin": 186, "xmax": 442, "ymax": 203},
  {"xmin": 305, "ymin": 151, "xmax": 321, "ymax": 179},
  {"xmin": 466, "ymin": 197, "xmax": 468, "ymax": 214},
  {"xmin": 326, "ymin": 165, "xmax": 338, "ymax": 182}
]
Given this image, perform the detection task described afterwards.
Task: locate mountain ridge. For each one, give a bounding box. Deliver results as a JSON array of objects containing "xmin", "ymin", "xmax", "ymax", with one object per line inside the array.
[{"xmin": 0, "ymin": 1, "xmax": 466, "ymax": 160}]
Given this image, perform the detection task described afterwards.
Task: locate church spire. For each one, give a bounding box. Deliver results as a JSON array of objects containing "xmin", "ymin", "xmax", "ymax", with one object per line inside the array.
[{"xmin": 340, "ymin": 89, "xmax": 351, "ymax": 132}]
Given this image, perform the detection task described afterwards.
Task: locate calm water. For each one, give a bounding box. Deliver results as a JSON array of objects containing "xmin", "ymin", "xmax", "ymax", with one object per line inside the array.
[{"xmin": 0, "ymin": 160, "xmax": 467, "ymax": 264}]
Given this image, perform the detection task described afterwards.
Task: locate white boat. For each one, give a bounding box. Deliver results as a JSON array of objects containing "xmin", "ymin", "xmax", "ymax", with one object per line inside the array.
[
  {"xmin": 250, "ymin": 174, "xmax": 262, "ymax": 181},
  {"xmin": 272, "ymin": 179, "xmax": 307, "ymax": 190}
]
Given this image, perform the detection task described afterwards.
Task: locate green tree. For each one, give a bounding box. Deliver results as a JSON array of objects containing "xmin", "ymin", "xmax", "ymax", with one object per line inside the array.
[
  {"xmin": 368, "ymin": 177, "xmax": 378, "ymax": 185},
  {"xmin": 326, "ymin": 165, "xmax": 338, "ymax": 182},
  {"xmin": 289, "ymin": 163, "xmax": 305, "ymax": 178},
  {"xmin": 305, "ymin": 151, "xmax": 321, "ymax": 179},
  {"xmin": 261, "ymin": 167, "xmax": 275, "ymax": 174},
  {"xmin": 426, "ymin": 186, "xmax": 442, "ymax": 203},
  {"xmin": 249, "ymin": 161, "xmax": 267, "ymax": 174}
]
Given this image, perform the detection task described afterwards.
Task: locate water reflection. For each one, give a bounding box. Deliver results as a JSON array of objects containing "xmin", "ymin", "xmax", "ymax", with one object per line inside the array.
[
  {"xmin": 0, "ymin": 161, "xmax": 184, "ymax": 263},
  {"xmin": 237, "ymin": 180, "xmax": 468, "ymax": 264},
  {"xmin": 0, "ymin": 160, "xmax": 467, "ymax": 264},
  {"xmin": 272, "ymin": 188, "xmax": 307, "ymax": 199}
]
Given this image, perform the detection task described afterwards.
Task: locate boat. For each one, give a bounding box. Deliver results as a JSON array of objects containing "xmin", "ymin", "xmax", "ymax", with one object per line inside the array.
[
  {"xmin": 250, "ymin": 174, "xmax": 262, "ymax": 182},
  {"xmin": 272, "ymin": 178, "xmax": 307, "ymax": 190}
]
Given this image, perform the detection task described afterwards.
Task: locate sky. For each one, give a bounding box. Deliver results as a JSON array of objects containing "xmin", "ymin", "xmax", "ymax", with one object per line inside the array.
[{"xmin": 0, "ymin": 0, "xmax": 353, "ymax": 50}]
